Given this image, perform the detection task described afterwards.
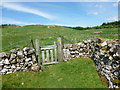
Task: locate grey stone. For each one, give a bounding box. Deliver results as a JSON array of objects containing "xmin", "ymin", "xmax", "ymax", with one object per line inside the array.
[
  {"xmin": 24, "ymin": 51, "xmax": 27, "ymax": 55},
  {"xmin": 31, "ymin": 64, "xmax": 40, "ymax": 71},
  {"xmin": 1, "ymin": 68, "xmax": 8, "ymax": 73},
  {"xmin": 16, "ymin": 63, "xmax": 20, "ymax": 67},
  {"xmin": 6, "ymin": 71, "xmax": 12, "ymax": 74},
  {"xmin": 109, "ymin": 56, "xmax": 113, "ymax": 60},
  {"xmin": 101, "ymin": 41, "xmax": 107, "ymax": 46},
  {"xmin": 23, "ymin": 47, "xmax": 29, "ymax": 51},
  {"xmin": 10, "ymin": 54, "xmax": 17, "ymax": 60},
  {"xmin": 0, "ymin": 52, "xmax": 10, "ymax": 58},
  {"xmin": 0, "ymin": 61, "xmax": 4, "ymax": 66},
  {"xmin": 70, "ymin": 51, "xmax": 75, "ymax": 54},
  {"xmin": 19, "ymin": 64, "xmax": 23, "ymax": 67},
  {"xmin": 9, "ymin": 54, "xmax": 16, "ymax": 61},
  {"xmin": 20, "ymin": 63, "xmax": 24, "ymax": 65},
  {"xmin": 10, "ymin": 48, "xmax": 19, "ymax": 53},
  {"xmin": 17, "ymin": 51, "xmax": 23, "ymax": 56},
  {"xmin": 25, "ymin": 58, "xmax": 32, "ymax": 62},
  {"xmin": 11, "ymin": 65, "xmax": 16, "ymax": 69},
  {"xmin": 28, "ymin": 61, "xmax": 33, "ymax": 65},
  {"xmin": 4, "ymin": 65, "xmax": 11, "ymax": 69},
  {"xmin": 16, "ymin": 67, "xmax": 21, "ymax": 71},
  {"xmin": 115, "ymin": 52, "xmax": 119, "ymax": 57},
  {"xmin": 17, "ymin": 51, "xmax": 24, "ymax": 59},
  {"xmin": 77, "ymin": 43, "xmax": 82, "ymax": 45},
  {"xmin": 32, "ymin": 55, "xmax": 36, "ymax": 62},
  {"xmin": 4, "ymin": 58, "xmax": 10, "ymax": 64},
  {"xmin": 10, "ymin": 59, "xmax": 17, "ymax": 64},
  {"xmin": 28, "ymin": 49, "xmax": 35, "ymax": 54}
]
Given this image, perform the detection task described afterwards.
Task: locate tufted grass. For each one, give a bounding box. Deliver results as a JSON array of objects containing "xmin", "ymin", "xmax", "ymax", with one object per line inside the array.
[
  {"xmin": 2, "ymin": 57, "xmax": 108, "ymax": 88},
  {"xmin": 2, "ymin": 25, "xmax": 118, "ymax": 52}
]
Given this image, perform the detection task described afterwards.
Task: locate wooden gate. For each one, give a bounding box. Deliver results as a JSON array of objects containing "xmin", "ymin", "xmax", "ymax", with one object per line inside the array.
[
  {"xmin": 41, "ymin": 42, "xmax": 58, "ymax": 65},
  {"xmin": 35, "ymin": 37, "xmax": 63, "ymax": 65}
]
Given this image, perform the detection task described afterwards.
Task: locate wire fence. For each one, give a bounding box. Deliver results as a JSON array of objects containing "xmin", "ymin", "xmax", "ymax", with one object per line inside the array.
[
  {"xmin": 2, "ymin": 32, "xmax": 118, "ymax": 52},
  {"xmin": 2, "ymin": 39, "xmax": 33, "ymax": 52},
  {"xmin": 2, "ymin": 34, "xmax": 118, "ymax": 51}
]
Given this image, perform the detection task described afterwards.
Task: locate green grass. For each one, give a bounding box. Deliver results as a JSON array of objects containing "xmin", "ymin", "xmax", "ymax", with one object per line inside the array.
[
  {"xmin": 2, "ymin": 57, "xmax": 107, "ymax": 88},
  {"xmin": 2, "ymin": 25, "xmax": 118, "ymax": 52},
  {"xmin": 2, "ymin": 26, "xmax": 116, "ymax": 88}
]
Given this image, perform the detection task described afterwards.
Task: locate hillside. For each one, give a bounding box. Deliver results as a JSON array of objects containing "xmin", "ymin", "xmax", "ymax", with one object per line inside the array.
[{"xmin": 2, "ymin": 25, "xmax": 118, "ymax": 52}]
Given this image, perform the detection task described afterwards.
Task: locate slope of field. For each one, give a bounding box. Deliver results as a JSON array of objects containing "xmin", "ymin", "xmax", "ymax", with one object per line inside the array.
[
  {"xmin": 2, "ymin": 25, "xmax": 118, "ymax": 52},
  {"xmin": 2, "ymin": 57, "xmax": 107, "ymax": 88}
]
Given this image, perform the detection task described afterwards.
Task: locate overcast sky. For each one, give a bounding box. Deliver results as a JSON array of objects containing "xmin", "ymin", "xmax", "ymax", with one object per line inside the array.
[{"xmin": 1, "ymin": 1, "xmax": 118, "ymax": 27}]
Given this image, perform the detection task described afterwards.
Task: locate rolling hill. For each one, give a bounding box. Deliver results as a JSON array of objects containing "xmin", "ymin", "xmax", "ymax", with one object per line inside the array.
[{"xmin": 2, "ymin": 24, "xmax": 118, "ymax": 52}]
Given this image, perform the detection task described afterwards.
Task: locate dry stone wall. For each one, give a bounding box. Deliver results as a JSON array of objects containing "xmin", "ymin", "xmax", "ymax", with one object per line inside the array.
[
  {"xmin": 0, "ymin": 47, "xmax": 37, "ymax": 75},
  {"xmin": 63, "ymin": 38, "xmax": 120, "ymax": 88}
]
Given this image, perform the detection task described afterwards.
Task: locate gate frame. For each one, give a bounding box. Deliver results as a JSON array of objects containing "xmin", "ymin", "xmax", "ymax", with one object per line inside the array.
[{"xmin": 35, "ymin": 37, "xmax": 63, "ymax": 65}]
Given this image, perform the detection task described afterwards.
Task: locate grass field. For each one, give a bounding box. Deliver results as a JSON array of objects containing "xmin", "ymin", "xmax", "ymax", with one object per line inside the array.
[
  {"xmin": 2, "ymin": 57, "xmax": 107, "ymax": 88},
  {"xmin": 1, "ymin": 25, "xmax": 118, "ymax": 88},
  {"xmin": 2, "ymin": 25, "xmax": 118, "ymax": 52}
]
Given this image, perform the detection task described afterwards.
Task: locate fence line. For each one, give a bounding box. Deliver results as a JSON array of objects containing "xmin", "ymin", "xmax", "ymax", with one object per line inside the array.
[
  {"xmin": 2, "ymin": 33, "xmax": 105, "ymax": 51},
  {"xmin": 22, "ymin": 40, "xmax": 32, "ymax": 48},
  {"xmin": 2, "ymin": 39, "xmax": 33, "ymax": 51}
]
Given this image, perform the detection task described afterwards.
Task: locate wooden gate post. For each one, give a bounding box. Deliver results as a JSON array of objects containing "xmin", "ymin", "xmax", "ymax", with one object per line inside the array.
[
  {"xmin": 36, "ymin": 39, "xmax": 41, "ymax": 65},
  {"xmin": 54, "ymin": 41, "xmax": 57, "ymax": 61},
  {"xmin": 57, "ymin": 37, "xmax": 63, "ymax": 62}
]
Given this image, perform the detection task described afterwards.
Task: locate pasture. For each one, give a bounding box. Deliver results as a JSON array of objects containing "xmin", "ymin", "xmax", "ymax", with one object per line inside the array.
[
  {"xmin": 2, "ymin": 25, "xmax": 118, "ymax": 52},
  {"xmin": 1, "ymin": 25, "xmax": 118, "ymax": 88}
]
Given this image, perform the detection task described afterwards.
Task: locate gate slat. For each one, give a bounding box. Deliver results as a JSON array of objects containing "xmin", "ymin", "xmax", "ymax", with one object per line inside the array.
[
  {"xmin": 43, "ymin": 61, "xmax": 59, "ymax": 65},
  {"xmin": 50, "ymin": 50, "xmax": 54, "ymax": 62},
  {"xmin": 42, "ymin": 51, "xmax": 45, "ymax": 63},
  {"xmin": 46, "ymin": 50, "xmax": 49, "ymax": 62}
]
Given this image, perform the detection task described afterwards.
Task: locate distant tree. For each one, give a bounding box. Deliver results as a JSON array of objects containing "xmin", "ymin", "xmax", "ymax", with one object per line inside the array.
[
  {"xmin": 72, "ymin": 26, "xmax": 85, "ymax": 30},
  {"xmin": 86, "ymin": 27, "xmax": 90, "ymax": 29},
  {"xmin": 101, "ymin": 22, "xmax": 106, "ymax": 26}
]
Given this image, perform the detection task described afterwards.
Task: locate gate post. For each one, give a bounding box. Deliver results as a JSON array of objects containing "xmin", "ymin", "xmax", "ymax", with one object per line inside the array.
[
  {"xmin": 36, "ymin": 39, "xmax": 41, "ymax": 65},
  {"xmin": 57, "ymin": 37, "xmax": 63, "ymax": 62}
]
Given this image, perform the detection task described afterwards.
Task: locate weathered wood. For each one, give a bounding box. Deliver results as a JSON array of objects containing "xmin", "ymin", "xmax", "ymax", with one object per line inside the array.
[
  {"xmin": 57, "ymin": 37, "xmax": 63, "ymax": 62},
  {"xmin": 35, "ymin": 39, "xmax": 41, "ymax": 65},
  {"xmin": 54, "ymin": 41, "xmax": 57, "ymax": 61},
  {"xmin": 42, "ymin": 61, "xmax": 59, "ymax": 65},
  {"xmin": 41, "ymin": 45, "xmax": 56, "ymax": 50},
  {"xmin": 31, "ymin": 39, "xmax": 37, "ymax": 61},
  {"xmin": 46, "ymin": 50, "xmax": 49, "ymax": 62},
  {"xmin": 50, "ymin": 50, "xmax": 54, "ymax": 62},
  {"xmin": 42, "ymin": 51, "xmax": 45, "ymax": 63}
]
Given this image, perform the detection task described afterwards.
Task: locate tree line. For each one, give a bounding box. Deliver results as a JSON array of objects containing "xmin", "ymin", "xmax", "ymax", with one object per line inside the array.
[
  {"xmin": 0, "ymin": 24, "xmax": 20, "ymax": 28},
  {"xmin": 68, "ymin": 21, "xmax": 120, "ymax": 30}
]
